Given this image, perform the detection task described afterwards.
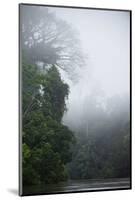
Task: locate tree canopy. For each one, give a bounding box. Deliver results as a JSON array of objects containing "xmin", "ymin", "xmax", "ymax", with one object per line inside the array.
[
  {"xmin": 22, "ymin": 63, "xmax": 75, "ymax": 185},
  {"xmin": 21, "ymin": 6, "xmax": 84, "ymax": 79}
]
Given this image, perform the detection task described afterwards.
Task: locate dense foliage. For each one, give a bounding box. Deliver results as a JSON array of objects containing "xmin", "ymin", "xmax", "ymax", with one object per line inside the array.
[
  {"xmin": 68, "ymin": 122, "xmax": 130, "ymax": 179},
  {"xmin": 22, "ymin": 64, "xmax": 74, "ymax": 185},
  {"xmin": 21, "ymin": 5, "xmax": 130, "ymax": 189},
  {"xmin": 67, "ymin": 95, "xmax": 130, "ymax": 180}
]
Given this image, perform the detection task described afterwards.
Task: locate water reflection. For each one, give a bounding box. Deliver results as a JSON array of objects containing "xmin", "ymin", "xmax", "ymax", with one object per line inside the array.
[{"xmin": 23, "ymin": 178, "xmax": 130, "ymax": 195}]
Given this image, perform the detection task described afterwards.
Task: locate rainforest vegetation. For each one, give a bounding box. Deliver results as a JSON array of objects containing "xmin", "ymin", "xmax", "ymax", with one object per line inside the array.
[{"xmin": 21, "ymin": 5, "xmax": 130, "ymax": 187}]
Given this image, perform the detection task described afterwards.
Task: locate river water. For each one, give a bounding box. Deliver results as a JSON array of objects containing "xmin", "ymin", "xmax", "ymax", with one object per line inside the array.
[{"xmin": 23, "ymin": 177, "xmax": 130, "ymax": 195}]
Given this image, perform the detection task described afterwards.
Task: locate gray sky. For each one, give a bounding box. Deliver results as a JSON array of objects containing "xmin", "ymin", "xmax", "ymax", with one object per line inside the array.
[
  {"xmin": 47, "ymin": 7, "xmax": 130, "ymax": 127},
  {"xmin": 49, "ymin": 7, "xmax": 130, "ymax": 96}
]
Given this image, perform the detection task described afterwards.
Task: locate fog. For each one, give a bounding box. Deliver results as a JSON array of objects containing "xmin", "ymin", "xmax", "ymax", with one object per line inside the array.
[
  {"xmin": 21, "ymin": 5, "xmax": 131, "ymax": 184},
  {"xmin": 21, "ymin": 5, "xmax": 130, "ymax": 133},
  {"xmin": 21, "ymin": 5, "xmax": 131, "ymax": 185},
  {"xmin": 47, "ymin": 7, "xmax": 130, "ymax": 132},
  {"xmin": 52, "ymin": 8, "xmax": 130, "ymax": 94}
]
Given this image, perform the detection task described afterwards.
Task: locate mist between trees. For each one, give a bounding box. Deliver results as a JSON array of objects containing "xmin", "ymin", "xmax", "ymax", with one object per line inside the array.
[{"xmin": 21, "ymin": 5, "xmax": 130, "ymax": 187}]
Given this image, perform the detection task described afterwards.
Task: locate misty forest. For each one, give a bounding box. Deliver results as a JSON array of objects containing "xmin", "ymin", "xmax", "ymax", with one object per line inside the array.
[{"xmin": 21, "ymin": 5, "xmax": 130, "ymax": 194}]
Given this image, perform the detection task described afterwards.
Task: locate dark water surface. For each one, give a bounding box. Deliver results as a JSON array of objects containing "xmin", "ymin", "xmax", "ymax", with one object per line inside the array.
[{"xmin": 23, "ymin": 178, "xmax": 130, "ymax": 195}]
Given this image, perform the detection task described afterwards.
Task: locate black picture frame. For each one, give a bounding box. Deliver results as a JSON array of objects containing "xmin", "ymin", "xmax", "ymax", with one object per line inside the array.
[{"xmin": 19, "ymin": 3, "xmax": 132, "ymax": 196}]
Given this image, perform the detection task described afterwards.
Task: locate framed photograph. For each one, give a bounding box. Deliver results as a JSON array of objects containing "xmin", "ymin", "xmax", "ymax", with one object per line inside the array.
[{"xmin": 19, "ymin": 3, "xmax": 132, "ymax": 196}]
